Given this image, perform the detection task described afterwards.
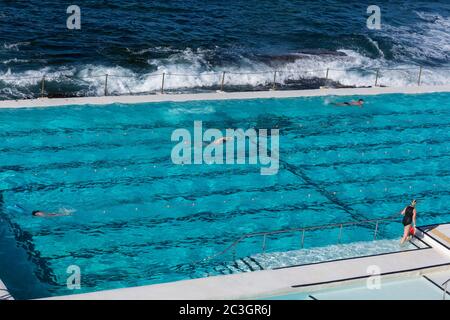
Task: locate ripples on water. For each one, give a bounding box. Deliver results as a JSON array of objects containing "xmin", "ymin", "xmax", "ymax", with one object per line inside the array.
[{"xmin": 1, "ymin": 93, "xmax": 450, "ymax": 298}]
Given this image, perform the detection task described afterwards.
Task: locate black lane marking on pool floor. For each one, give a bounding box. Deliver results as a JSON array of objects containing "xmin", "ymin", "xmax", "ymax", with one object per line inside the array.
[
  {"xmin": 28, "ymin": 200, "xmax": 337, "ymax": 240},
  {"xmin": 4, "ymin": 126, "xmax": 450, "ymax": 173},
  {"xmin": 299, "ymin": 152, "xmax": 450, "ymax": 171},
  {"xmin": 0, "ymin": 192, "xmax": 58, "ymax": 286},
  {"xmin": 280, "ymin": 160, "xmax": 373, "ymax": 224},
  {"xmin": 232, "ymin": 125, "xmax": 370, "ymax": 232},
  {"xmin": 236, "ymin": 120, "xmax": 384, "ymax": 234}
]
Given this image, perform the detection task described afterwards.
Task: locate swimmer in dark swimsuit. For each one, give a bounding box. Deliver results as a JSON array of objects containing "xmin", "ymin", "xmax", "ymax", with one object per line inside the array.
[
  {"xmin": 332, "ymin": 99, "xmax": 364, "ymax": 108},
  {"xmin": 400, "ymin": 199, "xmax": 417, "ymax": 244}
]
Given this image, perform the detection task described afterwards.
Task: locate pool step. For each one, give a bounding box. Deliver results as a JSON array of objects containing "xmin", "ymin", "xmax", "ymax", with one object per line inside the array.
[
  {"xmin": 211, "ymin": 257, "xmax": 265, "ymax": 275},
  {"xmin": 218, "ymin": 238, "xmax": 422, "ymax": 274}
]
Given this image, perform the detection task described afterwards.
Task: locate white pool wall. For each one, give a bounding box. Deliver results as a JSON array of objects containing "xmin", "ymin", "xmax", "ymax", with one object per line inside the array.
[{"xmin": 0, "ymin": 84, "xmax": 449, "ymax": 109}]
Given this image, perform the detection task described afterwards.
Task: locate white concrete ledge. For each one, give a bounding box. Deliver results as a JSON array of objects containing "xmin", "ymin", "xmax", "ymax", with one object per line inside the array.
[
  {"xmin": 419, "ymin": 224, "xmax": 450, "ymax": 257},
  {"xmin": 1, "ymin": 85, "xmax": 450, "ymax": 109}
]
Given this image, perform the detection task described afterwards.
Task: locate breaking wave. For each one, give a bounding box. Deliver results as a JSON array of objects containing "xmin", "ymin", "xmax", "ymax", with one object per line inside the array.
[
  {"xmin": 383, "ymin": 12, "xmax": 450, "ymax": 63},
  {"xmin": 1, "ymin": 48, "xmax": 449, "ymax": 100},
  {"xmin": 0, "ymin": 11, "xmax": 449, "ymax": 100}
]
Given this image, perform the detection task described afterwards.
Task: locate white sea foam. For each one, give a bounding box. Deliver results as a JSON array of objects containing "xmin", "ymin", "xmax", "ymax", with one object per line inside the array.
[
  {"xmin": 364, "ymin": 35, "xmax": 385, "ymax": 58},
  {"xmin": 1, "ymin": 9, "xmax": 449, "ymax": 99},
  {"xmin": 1, "ymin": 58, "xmax": 30, "ymax": 65},
  {"xmin": 0, "ymin": 67, "xmax": 78, "ymax": 99},
  {"xmin": 383, "ymin": 12, "xmax": 450, "ymax": 62},
  {"xmin": 0, "ymin": 44, "xmax": 448, "ymax": 99},
  {"xmin": 2, "ymin": 42, "xmax": 30, "ymax": 52},
  {"xmin": 0, "ymin": 67, "xmax": 75, "ymax": 84}
]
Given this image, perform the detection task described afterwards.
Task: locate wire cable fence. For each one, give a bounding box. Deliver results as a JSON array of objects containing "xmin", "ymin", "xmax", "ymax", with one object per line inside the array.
[
  {"xmin": 0, "ymin": 66, "xmax": 447, "ymax": 100},
  {"xmin": 202, "ymin": 216, "xmax": 401, "ymax": 263}
]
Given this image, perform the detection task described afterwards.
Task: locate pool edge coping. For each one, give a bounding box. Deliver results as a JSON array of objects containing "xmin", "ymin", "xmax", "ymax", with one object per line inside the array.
[{"xmin": 1, "ymin": 85, "xmax": 450, "ymax": 109}]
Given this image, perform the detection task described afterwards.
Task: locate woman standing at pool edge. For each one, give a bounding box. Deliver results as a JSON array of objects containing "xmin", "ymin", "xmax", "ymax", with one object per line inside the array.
[{"xmin": 400, "ymin": 199, "xmax": 417, "ymax": 244}]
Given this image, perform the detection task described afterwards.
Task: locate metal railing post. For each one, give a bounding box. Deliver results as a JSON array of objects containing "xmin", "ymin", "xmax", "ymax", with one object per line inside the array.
[
  {"xmin": 301, "ymin": 229, "xmax": 305, "ymax": 248},
  {"xmin": 104, "ymin": 74, "xmax": 108, "ymax": 96},
  {"xmin": 418, "ymin": 66, "xmax": 423, "ymax": 86},
  {"xmin": 161, "ymin": 73, "xmax": 165, "ymax": 94},
  {"xmin": 41, "ymin": 76, "xmax": 45, "ymax": 98},
  {"xmin": 220, "ymin": 71, "xmax": 226, "ymax": 92},
  {"xmin": 374, "ymin": 69, "xmax": 379, "ymax": 87},
  {"xmin": 374, "ymin": 221, "xmax": 379, "ymax": 240},
  {"xmin": 443, "ymin": 279, "xmax": 449, "ymax": 300},
  {"xmin": 262, "ymin": 234, "xmax": 266, "ymax": 253},
  {"xmin": 272, "ymin": 71, "xmax": 277, "ymax": 90},
  {"xmin": 444, "ymin": 282, "xmax": 447, "ymax": 300},
  {"xmin": 338, "ymin": 224, "xmax": 343, "ymax": 244}
]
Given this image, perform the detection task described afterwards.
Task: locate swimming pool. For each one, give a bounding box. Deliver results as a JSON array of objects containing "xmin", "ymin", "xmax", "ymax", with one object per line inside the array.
[{"xmin": 1, "ymin": 92, "xmax": 450, "ymax": 299}]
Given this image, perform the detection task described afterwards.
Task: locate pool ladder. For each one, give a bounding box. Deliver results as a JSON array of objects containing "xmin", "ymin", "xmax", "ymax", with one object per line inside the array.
[
  {"xmin": 204, "ymin": 216, "xmax": 399, "ymax": 262},
  {"xmin": 443, "ymin": 278, "xmax": 450, "ymax": 300}
]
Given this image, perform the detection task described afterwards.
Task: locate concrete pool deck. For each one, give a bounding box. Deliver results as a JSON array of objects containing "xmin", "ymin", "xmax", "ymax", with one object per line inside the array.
[
  {"xmin": 43, "ymin": 224, "xmax": 450, "ymax": 300},
  {"xmin": 423, "ymin": 224, "xmax": 450, "ymax": 249},
  {"xmin": 0, "ymin": 84, "xmax": 449, "ymax": 109}
]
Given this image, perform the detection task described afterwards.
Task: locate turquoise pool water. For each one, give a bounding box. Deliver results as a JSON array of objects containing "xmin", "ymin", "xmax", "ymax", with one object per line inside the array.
[{"xmin": 1, "ymin": 92, "xmax": 450, "ymax": 299}]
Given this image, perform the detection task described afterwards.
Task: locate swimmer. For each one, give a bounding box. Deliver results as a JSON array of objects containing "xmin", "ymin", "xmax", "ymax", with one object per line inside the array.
[
  {"xmin": 332, "ymin": 99, "xmax": 364, "ymax": 108},
  {"xmin": 32, "ymin": 210, "xmax": 72, "ymax": 217},
  {"xmin": 202, "ymin": 136, "xmax": 233, "ymax": 146},
  {"xmin": 212, "ymin": 136, "xmax": 232, "ymax": 145},
  {"xmin": 400, "ymin": 199, "xmax": 417, "ymax": 244}
]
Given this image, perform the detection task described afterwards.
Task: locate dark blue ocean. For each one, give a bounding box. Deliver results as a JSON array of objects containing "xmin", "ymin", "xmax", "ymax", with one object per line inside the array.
[{"xmin": 0, "ymin": 0, "xmax": 449, "ymax": 99}]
